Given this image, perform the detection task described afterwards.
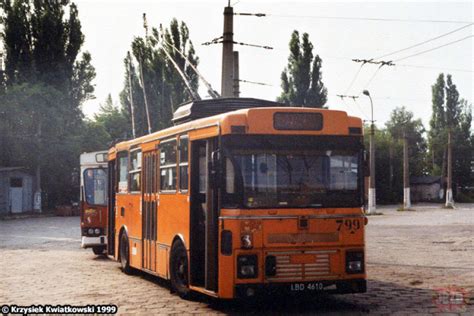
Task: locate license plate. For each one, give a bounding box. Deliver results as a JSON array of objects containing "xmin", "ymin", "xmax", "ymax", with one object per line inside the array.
[{"xmin": 290, "ymin": 282, "xmax": 324, "ymax": 291}]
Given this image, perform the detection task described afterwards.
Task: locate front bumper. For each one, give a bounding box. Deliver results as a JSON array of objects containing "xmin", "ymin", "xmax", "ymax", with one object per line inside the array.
[
  {"xmin": 235, "ymin": 279, "xmax": 367, "ymax": 298},
  {"xmin": 81, "ymin": 235, "xmax": 107, "ymax": 248}
]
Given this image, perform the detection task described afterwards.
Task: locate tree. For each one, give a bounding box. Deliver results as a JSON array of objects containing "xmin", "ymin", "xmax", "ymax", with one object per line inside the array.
[
  {"xmin": 386, "ymin": 106, "xmax": 428, "ymax": 176},
  {"xmin": 363, "ymin": 125, "xmax": 403, "ymax": 203},
  {"xmin": 94, "ymin": 94, "xmax": 130, "ymax": 143},
  {"xmin": 120, "ymin": 18, "xmax": 199, "ymax": 136},
  {"xmin": 0, "ymin": 0, "xmax": 95, "ymax": 207},
  {"xmin": 428, "ymin": 74, "xmax": 446, "ymax": 175},
  {"xmin": 278, "ymin": 30, "xmax": 327, "ymax": 108},
  {"xmin": 428, "ymin": 73, "xmax": 473, "ymax": 191}
]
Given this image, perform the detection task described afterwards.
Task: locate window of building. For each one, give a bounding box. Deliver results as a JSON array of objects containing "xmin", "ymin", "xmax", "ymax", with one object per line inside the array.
[
  {"xmin": 160, "ymin": 139, "xmax": 177, "ymax": 192},
  {"xmin": 179, "ymin": 136, "xmax": 189, "ymax": 191},
  {"xmin": 130, "ymin": 149, "xmax": 142, "ymax": 192}
]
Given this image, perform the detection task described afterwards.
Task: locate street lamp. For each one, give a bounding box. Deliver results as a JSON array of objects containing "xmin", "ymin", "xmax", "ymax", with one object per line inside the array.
[{"xmin": 363, "ymin": 90, "xmax": 376, "ymax": 214}]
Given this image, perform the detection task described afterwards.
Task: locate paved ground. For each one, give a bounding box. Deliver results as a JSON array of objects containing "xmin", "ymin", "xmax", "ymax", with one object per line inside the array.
[{"xmin": 0, "ymin": 204, "xmax": 473, "ymax": 315}]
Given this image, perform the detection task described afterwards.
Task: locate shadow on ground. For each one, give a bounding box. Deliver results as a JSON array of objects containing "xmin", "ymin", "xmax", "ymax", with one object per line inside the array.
[{"xmin": 133, "ymin": 269, "xmax": 448, "ymax": 314}]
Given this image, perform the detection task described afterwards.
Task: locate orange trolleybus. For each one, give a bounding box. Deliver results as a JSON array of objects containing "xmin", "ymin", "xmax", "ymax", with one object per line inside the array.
[
  {"xmin": 80, "ymin": 151, "xmax": 108, "ymax": 255},
  {"xmin": 107, "ymin": 98, "xmax": 367, "ymax": 299}
]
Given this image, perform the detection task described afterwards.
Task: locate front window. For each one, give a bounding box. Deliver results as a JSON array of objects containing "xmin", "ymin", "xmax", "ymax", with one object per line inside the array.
[
  {"xmin": 222, "ymin": 136, "xmax": 362, "ymax": 209},
  {"xmin": 84, "ymin": 168, "xmax": 108, "ymax": 205}
]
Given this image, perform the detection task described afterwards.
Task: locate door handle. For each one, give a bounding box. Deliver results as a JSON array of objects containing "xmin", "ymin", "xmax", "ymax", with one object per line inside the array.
[{"xmin": 120, "ymin": 207, "xmax": 125, "ymax": 216}]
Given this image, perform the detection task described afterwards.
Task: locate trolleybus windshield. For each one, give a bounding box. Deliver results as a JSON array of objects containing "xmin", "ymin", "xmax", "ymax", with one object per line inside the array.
[
  {"xmin": 83, "ymin": 168, "xmax": 108, "ymax": 206},
  {"xmin": 222, "ymin": 135, "xmax": 363, "ymax": 209}
]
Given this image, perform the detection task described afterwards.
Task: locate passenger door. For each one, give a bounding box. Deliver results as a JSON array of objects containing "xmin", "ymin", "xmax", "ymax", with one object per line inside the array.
[
  {"xmin": 190, "ymin": 138, "xmax": 219, "ymax": 291},
  {"xmin": 142, "ymin": 150, "xmax": 159, "ymax": 272}
]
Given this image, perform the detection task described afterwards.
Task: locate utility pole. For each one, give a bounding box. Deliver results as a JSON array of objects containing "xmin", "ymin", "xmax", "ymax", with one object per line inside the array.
[
  {"xmin": 233, "ymin": 51, "xmax": 240, "ymax": 97},
  {"xmin": 127, "ymin": 52, "xmax": 137, "ymax": 139},
  {"xmin": 363, "ymin": 90, "xmax": 376, "ymax": 214},
  {"xmin": 403, "ymin": 132, "xmax": 411, "ymax": 209},
  {"xmin": 389, "ymin": 145, "xmax": 393, "ymax": 193},
  {"xmin": 445, "ymin": 129, "xmax": 454, "ymax": 207},
  {"xmin": 34, "ymin": 120, "xmax": 42, "ymax": 213},
  {"xmin": 221, "ymin": 3, "xmax": 234, "ymax": 97}
]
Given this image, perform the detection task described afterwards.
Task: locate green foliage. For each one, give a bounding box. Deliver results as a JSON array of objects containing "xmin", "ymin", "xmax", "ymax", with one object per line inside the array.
[
  {"xmin": 94, "ymin": 94, "xmax": 130, "ymax": 142},
  {"xmin": 0, "ymin": 83, "xmax": 81, "ymax": 205},
  {"xmin": 428, "ymin": 73, "xmax": 473, "ymax": 190},
  {"xmin": 0, "ymin": 0, "xmax": 95, "ymax": 207},
  {"xmin": 364, "ymin": 126, "xmax": 403, "ymax": 203},
  {"xmin": 385, "ymin": 106, "xmax": 428, "ymax": 175},
  {"xmin": 120, "ymin": 18, "xmax": 199, "ymax": 137},
  {"xmin": 278, "ymin": 30, "xmax": 327, "ymax": 108}
]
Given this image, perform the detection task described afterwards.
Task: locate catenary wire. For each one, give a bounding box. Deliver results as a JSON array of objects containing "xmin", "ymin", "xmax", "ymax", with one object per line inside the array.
[
  {"xmin": 372, "ymin": 23, "xmax": 473, "ymax": 60},
  {"xmin": 393, "ymin": 35, "xmax": 473, "ymax": 62},
  {"xmin": 266, "ymin": 13, "xmax": 472, "ymax": 24}
]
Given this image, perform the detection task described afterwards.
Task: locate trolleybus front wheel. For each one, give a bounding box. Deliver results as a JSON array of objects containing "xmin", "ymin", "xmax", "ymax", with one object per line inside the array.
[{"xmin": 170, "ymin": 241, "xmax": 191, "ymax": 298}]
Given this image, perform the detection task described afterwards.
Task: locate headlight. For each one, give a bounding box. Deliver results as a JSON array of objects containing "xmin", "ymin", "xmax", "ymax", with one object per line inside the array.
[
  {"xmin": 240, "ymin": 234, "xmax": 252, "ymax": 249},
  {"xmin": 88, "ymin": 228, "xmax": 94, "ymax": 235},
  {"xmin": 94, "ymin": 228, "xmax": 101, "ymax": 235},
  {"xmin": 346, "ymin": 250, "xmax": 364, "ymax": 274},
  {"xmin": 237, "ymin": 255, "xmax": 258, "ymax": 279}
]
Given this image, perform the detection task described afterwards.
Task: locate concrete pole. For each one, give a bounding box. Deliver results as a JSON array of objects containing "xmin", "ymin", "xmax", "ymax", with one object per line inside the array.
[
  {"xmin": 221, "ymin": 5, "xmax": 234, "ymax": 97},
  {"xmin": 233, "ymin": 51, "xmax": 240, "ymax": 97},
  {"xmin": 363, "ymin": 90, "xmax": 376, "ymax": 214},
  {"xmin": 389, "ymin": 145, "xmax": 393, "ymax": 193},
  {"xmin": 445, "ymin": 129, "xmax": 454, "ymax": 207},
  {"xmin": 34, "ymin": 121, "xmax": 42, "ymax": 213},
  {"xmin": 368, "ymin": 123, "xmax": 376, "ymax": 214},
  {"xmin": 403, "ymin": 133, "xmax": 411, "ymax": 209}
]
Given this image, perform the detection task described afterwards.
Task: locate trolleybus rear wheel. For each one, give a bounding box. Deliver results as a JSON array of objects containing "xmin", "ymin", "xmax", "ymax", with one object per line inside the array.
[
  {"xmin": 170, "ymin": 241, "xmax": 191, "ymax": 298},
  {"xmin": 120, "ymin": 233, "xmax": 132, "ymax": 274}
]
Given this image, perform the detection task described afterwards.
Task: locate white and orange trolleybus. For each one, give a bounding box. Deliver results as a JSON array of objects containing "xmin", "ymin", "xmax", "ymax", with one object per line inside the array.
[
  {"xmin": 80, "ymin": 151, "xmax": 108, "ymax": 255},
  {"xmin": 107, "ymin": 98, "xmax": 367, "ymax": 299}
]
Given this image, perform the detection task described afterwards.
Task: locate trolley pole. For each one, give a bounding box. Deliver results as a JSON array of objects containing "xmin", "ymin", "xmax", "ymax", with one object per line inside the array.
[
  {"xmin": 140, "ymin": 13, "xmax": 152, "ymax": 134},
  {"xmin": 403, "ymin": 132, "xmax": 411, "ymax": 209},
  {"xmin": 221, "ymin": 3, "xmax": 234, "ymax": 97},
  {"xmin": 127, "ymin": 52, "xmax": 137, "ymax": 139},
  {"xmin": 363, "ymin": 90, "xmax": 376, "ymax": 214},
  {"xmin": 445, "ymin": 129, "xmax": 454, "ymax": 207}
]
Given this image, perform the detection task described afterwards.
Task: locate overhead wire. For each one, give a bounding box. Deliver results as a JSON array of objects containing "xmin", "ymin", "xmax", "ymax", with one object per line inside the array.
[
  {"xmin": 393, "ymin": 35, "xmax": 473, "ymax": 62},
  {"xmin": 372, "ymin": 22, "xmax": 473, "ymax": 60},
  {"xmin": 396, "ymin": 63, "xmax": 473, "ymax": 73},
  {"xmin": 344, "ymin": 64, "xmax": 364, "ymax": 94},
  {"xmin": 266, "ymin": 13, "xmax": 471, "ymax": 24}
]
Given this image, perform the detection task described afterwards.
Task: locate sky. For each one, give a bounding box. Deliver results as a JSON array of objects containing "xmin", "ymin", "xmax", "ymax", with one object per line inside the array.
[{"xmin": 75, "ymin": 0, "xmax": 473, "ymax": 128}]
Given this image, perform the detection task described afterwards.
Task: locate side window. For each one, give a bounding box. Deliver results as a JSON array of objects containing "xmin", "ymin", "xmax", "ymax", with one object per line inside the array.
[
  {"xmin": 160, "ymin": 139, "xmax": 177, "ymax": 192},
  {"xmin": 118, "ymin": 152, "xmax": 129, "ymax": 193},
  {"xmin": 179, "ymin": 136, "xmax": 189, "ymax": 191},
  {"xmin": 130, "ymin": 149, "xmax": 142, "ymax": 192},
  {"xmin": 198, "ymin": 146, "xmax": 207, "ymax": 194}
]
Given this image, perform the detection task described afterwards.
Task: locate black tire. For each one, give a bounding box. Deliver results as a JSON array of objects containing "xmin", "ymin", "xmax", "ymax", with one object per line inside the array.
[
  {"xmin": 120, "ymin": 233, "xmax": 133, "ymax": 274},
  {"xmin": 170, "ymin": 241, "xmax": 191, "ymax": 298},
  {"xmin": 92, "ymin": 246, "xmax": 106, "ymax": 255}
]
